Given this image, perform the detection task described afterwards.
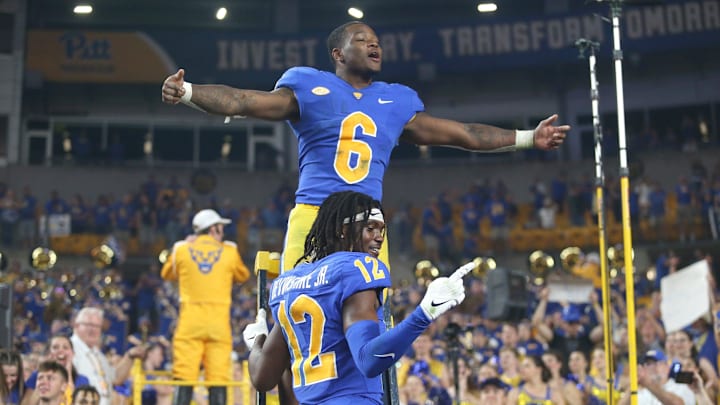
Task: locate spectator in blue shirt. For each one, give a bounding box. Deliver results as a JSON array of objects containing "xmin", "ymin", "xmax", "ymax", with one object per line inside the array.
[
  {"xmin": 141, "ymin": 174, "xmax": 160, "ymax": 204},
  {"xmin": 18, "ymin": 187, "xmax": 37, "ymax": 248},
  {"xmin": 1, "ymin": 189, "xmax": 19, "ymax": 248},
  {"xmin": 218, "ymin": 198, "xmax": 240, "ymax": 243},
  {"xmin": 648, "ymin": 182, "xmax": 667, "ymax": 240},
  {"xmin": 93, "ymin": 195, "xmax": 113, "ymax": 235},
  {"xmin": 0, "ymin": 349, "xmax": 22, "ymax": 405},
  {"xmin": 485, "ymin": 193, "xmax": 510, "ymax": 256},
  {"xmin": 421, "ymin": 199, "xmax": 442, "ymax": 264},
  {"xmin": 69, "ymin": 195, "xmax": 90, "ymax": 234},
  {"xmin": 461, "ymin": 199, "xmax": 482, "ymax": 259},
  {"xmin": 112, "ymin": 193, "xmax": 136, "ymax": 243},
  {"xmin": 551, "ymin": 173, "xmax": 568, "ymax": 213},
  {"xmin": 23, "ymin": 336, "xmax": 90, "ymax": 405},
  {"xmin": 675, "ymin": 176, "xmax": 695, "ymax": 242},
  {"xmin": 44, "ymin": 191, "xmax": 69, "ymax": 215}
]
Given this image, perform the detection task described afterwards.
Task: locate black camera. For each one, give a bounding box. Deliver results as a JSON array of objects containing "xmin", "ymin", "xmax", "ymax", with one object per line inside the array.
[
  {"xmin": 669, "ymin": 362, "xmax": 694, "ymax": 384},
  {"xmin": 444, "ymin": 322, "xmax": 463, "ymax": 342}
]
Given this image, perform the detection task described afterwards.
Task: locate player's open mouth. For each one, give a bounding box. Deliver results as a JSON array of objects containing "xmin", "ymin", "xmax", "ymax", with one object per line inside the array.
[
  {"xmin": 368, "ymin": 246, "xmax": 380, "ymax": 256},
  {"xmin": 368, "ymin": 51, "xmax": 380, "ymax": 63}
]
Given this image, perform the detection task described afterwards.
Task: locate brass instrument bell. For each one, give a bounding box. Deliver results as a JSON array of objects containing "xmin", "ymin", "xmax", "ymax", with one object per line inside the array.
[
  {"xmin": 528, "ymin": 250, "xmax": 554, "ymax": 286},
  {"xmin": 90, "ymin": 244, "xmax": 116, "ymax": 269},
  {"xmin": 607, "ymin": 245, "xmax": 634, "ymax": 277},
  {"xmin": 158, "ymin": 249, "xmax": 170, "ymax": 264},
  {"xmin": 30, "ymin": 247, "xmax": 57, "ymax": 271},
  {"xmin": 414, "ymin": 260, "xmax": 439, "ymax": 286},
  {"xmin": 471, "ymin": 256, "xmax": 496, "ymax": 278},
  {"xmin": 560, "ymin": 247, "xmax": 583, "ymax": 271}
]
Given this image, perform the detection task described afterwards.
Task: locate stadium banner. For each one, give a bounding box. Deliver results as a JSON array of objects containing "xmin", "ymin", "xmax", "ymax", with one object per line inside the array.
[
  {"xmin": 25, "ymin": 0, "xmax": 720, "ymax": 86},
  {"xmin": 26, "ymin": 31, "xmax": 177, "ymax": 83}
]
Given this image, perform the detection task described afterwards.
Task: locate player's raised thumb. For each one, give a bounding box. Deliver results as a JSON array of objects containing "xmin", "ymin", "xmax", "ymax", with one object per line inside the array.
[
  {"xmin": 256, "ymin": 308, "xmax": 266, "ymax": 322},
  {"xmin": 176, "ymin": 69, "xmax": 185, "ymax": 81},
  {"xmin": 541, "ymin": 114, "xmax": 558, "ymax": 126}
]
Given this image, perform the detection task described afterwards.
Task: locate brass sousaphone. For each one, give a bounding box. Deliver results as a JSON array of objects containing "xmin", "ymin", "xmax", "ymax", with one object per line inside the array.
[
  {"xmin": 560, "ymin": 247, "xmax": 583, "ymax": 272},
  {"xmin": 528, "ymin": 250, "xmax": 555, "ymax": 286},
  {"xmin": 414, "ymin": 260, "xmax": 439, "ymax": 286},
  {"xmin": 607, "ymin": 244, "xmax": 634, "ymax": 278},
  {"xmin": 30, "ymin": 247, "xmax": 57, "ymax": 271},
  {"xmin": 471, "ymin": 256, "xmax": 497, "ymax": 278},
  {"xmin": 90, "ymin": 244, "xmax": 116, "ymax": 269}
]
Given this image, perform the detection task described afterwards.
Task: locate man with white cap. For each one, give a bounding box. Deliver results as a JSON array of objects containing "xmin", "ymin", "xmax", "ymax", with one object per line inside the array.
[{"xmin": 161, "ymin": 209, "xmax": 250, "ymax": 405}]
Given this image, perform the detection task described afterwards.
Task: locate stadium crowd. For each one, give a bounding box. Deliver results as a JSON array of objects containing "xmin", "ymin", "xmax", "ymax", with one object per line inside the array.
[{"xmin": 0, "ymin": 149, "xmax": 719, "ymax": 404}]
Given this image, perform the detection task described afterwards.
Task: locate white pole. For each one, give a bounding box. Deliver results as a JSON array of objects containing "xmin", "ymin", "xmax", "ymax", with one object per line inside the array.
[
  {"xmin": 610, "ymin": 4, "xmax": 639, "ymax": 404},
  {"xmin": 587, "ymin": 42, "xmax": 616, "ymax": 405}
]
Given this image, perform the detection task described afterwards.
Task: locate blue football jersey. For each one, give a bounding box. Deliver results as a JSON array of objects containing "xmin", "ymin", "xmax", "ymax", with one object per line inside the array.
[
  {"xmin": 268, "ymin": 252, "xmax": 392, "ymax": 404},
  {"xmin": 276, "ymin": 67, "xmax": 425, "ymax": 206}
]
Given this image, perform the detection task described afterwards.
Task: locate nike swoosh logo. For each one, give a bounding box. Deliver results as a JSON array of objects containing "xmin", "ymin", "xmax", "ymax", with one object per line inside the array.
[
  {"xmin": 431, "ymin": 300, "xmax": 450, "ymax": 307},
  {"xmin": 378, "ymin": 98, "xmax": 394, "ymax": 104},
  {"xmin": 373, "ymin": 353, "xmax": 395, "ymax": 359}
]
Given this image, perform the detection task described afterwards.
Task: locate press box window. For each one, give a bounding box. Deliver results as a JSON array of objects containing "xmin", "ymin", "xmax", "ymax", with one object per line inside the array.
[{"xmin": 0, "ymin": 14, "xmax": 12, "ymax": 54}]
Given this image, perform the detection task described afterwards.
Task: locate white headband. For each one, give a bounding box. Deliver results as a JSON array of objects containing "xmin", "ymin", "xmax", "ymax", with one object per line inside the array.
[{"xmin": 343, "ymin": 208, "xmax": 384, "ymax": 225}]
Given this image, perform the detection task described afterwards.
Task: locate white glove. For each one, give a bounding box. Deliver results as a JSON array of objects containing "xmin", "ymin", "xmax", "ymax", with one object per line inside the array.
[
  {"xmin": 243, "ymin": 308, "xmax": 268, "ymax": 349},
  {"xmin": 419, "ymin": 262, "xmax": 474, "ymax": 321}
]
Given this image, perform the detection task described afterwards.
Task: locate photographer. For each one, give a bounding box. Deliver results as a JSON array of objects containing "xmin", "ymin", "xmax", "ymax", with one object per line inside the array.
[
  {"xmin": 618, "ymin": 349, "xmax": 694, "ymax": 405},
  {"xmin": 679, "ymin": 358, "xmax": 713, "ymax": 405},
  {"xmin": 443, "ymin": 324, "xmax": 480, "ymax": 404}
]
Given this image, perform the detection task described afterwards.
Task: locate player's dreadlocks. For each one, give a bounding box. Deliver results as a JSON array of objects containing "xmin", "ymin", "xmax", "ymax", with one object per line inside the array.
[
  {"xmin": 296, "ymin": 191, "xmax": 383, "ymax": 266},
  {"xmin": 326, "ymin": 21, "xmax": 365, "ymax": 66}
]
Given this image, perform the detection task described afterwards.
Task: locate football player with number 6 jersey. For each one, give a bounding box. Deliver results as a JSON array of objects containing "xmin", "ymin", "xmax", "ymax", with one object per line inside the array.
[{"xmin": 161, "ymin": 21, "xmax": 571, "ymax": 272}]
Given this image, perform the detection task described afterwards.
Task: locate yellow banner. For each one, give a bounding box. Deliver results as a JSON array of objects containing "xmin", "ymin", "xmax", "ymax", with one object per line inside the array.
[{"xmin": 26, "ymin": 30, "xmax": 176, "ymax": 83}]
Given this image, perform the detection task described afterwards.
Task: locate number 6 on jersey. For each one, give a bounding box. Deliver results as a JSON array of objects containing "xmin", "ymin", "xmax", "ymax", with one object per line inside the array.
[{"xmin": 334, "ymin": 112, "xmax": 377, "ymax": 184}]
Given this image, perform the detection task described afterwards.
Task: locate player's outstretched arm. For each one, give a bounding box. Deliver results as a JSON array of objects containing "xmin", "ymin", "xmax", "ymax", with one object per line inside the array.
[
  {"xmin": 161, "ymin": 69, "xmax": 299, "ymax": 121},
  {"xmin": 402, "ymin": 112, "xmax": 570, "ymax": 152},
  {"xmin": 344, "ymin": 262, "xmax": 474, "ymax": 377}
]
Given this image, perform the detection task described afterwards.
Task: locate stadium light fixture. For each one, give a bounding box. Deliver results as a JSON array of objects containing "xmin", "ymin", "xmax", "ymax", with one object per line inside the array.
[
  {"xmin": 347, "ymin": 7, "xmax": 364, "ymax": 19},
  {"xmin": 221, "ymin": 135, "xmax": 232, "ymax": 160},
  {"xmin": 477, "ymin": 3, "xmax": 497, "ymax": 13},
  {"xmin": 73, "ymin": 4, "xmax": 93, "ymax": 14},
  {"xmin": 62, "ymin": 132, "xmax": 72, "ymax": 154},
  {"xmin": 143, "ymin": 133, "xmax": 153, "ymax": 156},
  {"xmin": 216, "ymin": 7, "xmax": 228, "ymax": 20}
]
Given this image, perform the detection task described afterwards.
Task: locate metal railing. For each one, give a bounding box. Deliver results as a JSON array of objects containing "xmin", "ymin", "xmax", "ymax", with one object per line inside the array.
[{"xmin": 131, "ymin": 358, "xmax": 253, "ymax": 405}]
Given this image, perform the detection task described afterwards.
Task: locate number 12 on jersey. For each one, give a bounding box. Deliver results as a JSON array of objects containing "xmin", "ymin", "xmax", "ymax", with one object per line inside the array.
[
  {"xmin": 277, "ymin": 296, "xmax": 338, "ymax": 387},
  {"xmin": 354, "ymin": 256, "xmax": 386, "ymax": 283}
]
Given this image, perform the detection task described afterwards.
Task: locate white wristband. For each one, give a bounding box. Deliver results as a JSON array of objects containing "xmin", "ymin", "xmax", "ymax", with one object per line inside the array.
[
  {"xmin": 515, "ymin": 129, "xmax": 535, "ymax": 149},
  {"xmin": 180, "ymin": 81, "xmax": 193, "ymax": 104},
  {"xmin": 179, "ymin": 81, "xmax": 207, "ymax": 113}
]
